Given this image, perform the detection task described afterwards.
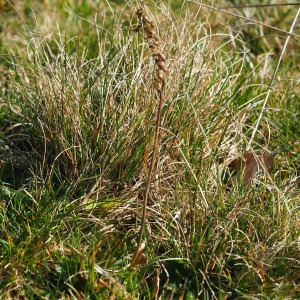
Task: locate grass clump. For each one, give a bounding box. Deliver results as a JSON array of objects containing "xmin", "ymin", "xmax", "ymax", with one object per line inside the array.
[{"xmin": 0, "ymin": 0, "xmax": 299, "ymax": 299}]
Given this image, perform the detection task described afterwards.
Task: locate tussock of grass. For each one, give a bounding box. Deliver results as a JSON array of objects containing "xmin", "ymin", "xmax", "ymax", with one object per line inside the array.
[{"xmin": 0, "ymin": 1, "xmax": 299, "ymax": 299}]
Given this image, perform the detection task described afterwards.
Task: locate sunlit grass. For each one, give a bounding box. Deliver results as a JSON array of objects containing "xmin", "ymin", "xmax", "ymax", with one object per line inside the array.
[{"xmin": 0, "ymin": 0, "xmax": 299, "ymax": 299}]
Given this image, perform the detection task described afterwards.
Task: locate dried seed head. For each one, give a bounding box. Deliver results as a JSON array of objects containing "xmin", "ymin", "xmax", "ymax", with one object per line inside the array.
[
  {"xmin": 155, "ymin": 52, "xmax": 166, "ymax": 61},
  {"xmin": 134, "ymin": 9, "xmax": 168, "ymax": 92},
  {"xmin": 156, "ymin": 69, "xmax": 165, "ymax": 81},
  {"xmin": 156, "ymin": 60, "xmax": 168, "ymax": 72}
]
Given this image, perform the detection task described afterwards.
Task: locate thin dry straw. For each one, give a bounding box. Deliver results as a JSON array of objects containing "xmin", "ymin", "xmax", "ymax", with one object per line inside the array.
[
  {"xmin": 219, "ymin": 3, "xmax": 300, "ymax": 9},
  {"xmin": 249, "ymin": 7, "xmax": 300, "ymax": 148},
  {"xmin": 188, "ymin": 1, "xmax": 300, "ymax": 39}
]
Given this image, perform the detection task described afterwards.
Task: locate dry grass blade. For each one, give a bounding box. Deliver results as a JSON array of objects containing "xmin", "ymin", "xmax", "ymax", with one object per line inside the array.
[
  {"xmin": 188, "ymin": 1, "xmax": 300, "ymax": 39},
  {"xmin": 249, "ymin": 7, "xmax": 300, "ymax": 147},
  {"xmin": 94, "ymin": 264, "xmax": 130, "ymax": 298},
  {"xmin": 219, "ymin": 3, "xmax": 300, "ymax": 9}
]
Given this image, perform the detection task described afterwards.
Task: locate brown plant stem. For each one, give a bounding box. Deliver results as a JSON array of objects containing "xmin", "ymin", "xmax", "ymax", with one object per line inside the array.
[
  {"xmin": 132, "ymin": 82, "xmax": 165, "ymax": 267},
  {"xmin": 131, "ymin": 8, "xmax": 167, "ymax": 269}
]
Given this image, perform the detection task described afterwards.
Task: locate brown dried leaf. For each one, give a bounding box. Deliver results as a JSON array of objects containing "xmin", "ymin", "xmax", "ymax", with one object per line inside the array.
[{"xmin": 229, "ymin": 151, "xmax": 278, "ymax": 184}]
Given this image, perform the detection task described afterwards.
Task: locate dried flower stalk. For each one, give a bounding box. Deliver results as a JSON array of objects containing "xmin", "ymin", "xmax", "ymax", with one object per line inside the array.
[{"xmin": 131, "ymin": 9, "xmax": 168, "ymax": 268}]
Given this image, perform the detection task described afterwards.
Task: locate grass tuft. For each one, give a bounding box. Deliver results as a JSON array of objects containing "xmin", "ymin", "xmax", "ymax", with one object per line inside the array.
[{"xmin": 0, "ymin": 0, "xmax": 299, "ymax": 298}]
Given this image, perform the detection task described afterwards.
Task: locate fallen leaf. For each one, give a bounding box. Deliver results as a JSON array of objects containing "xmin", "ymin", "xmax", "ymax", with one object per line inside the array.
[{"xmin": 228, "ymin": 151, "xmax": 278, "ymax": 184}]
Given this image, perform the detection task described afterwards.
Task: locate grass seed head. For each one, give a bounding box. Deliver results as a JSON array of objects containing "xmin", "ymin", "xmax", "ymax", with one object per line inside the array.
[{"xmin": 135, "ymin": 8, "xmax": 168, "ymax": 92}]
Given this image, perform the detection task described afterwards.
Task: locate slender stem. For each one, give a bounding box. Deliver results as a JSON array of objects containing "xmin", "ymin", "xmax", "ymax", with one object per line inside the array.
[
  {"xmin": 248, "ymin": 8, "xmax": 300, "ymax": 148},
  {"xmin": 219, "ymin": 3, "xmax": 300, "ymax": 9},
  {"xmin": 188, "ymin": 1, "xmax": 300, "ymax": 39},
  {"xmin": 133, "ymin": 82, "xmax": 165, "ymax": 265}
]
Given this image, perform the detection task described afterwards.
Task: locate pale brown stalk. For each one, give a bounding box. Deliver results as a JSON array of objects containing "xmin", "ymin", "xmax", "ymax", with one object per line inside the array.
[{"xmin": 131, "ymin": 9, "xmax": 168, "ymax": 268}]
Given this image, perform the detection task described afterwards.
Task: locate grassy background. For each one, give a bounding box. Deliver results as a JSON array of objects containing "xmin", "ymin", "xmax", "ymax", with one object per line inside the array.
[{"xmin": 0, "ymin": 0, "xmax": 300, "ymax": 299}]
